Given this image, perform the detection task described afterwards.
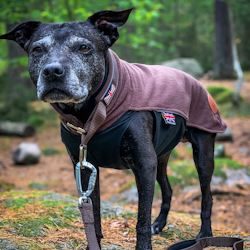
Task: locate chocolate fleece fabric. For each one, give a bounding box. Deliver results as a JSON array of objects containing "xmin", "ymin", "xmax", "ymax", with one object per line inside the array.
[{"xmin": 98, "ymin": 50, "xmax": 227, "ymax": 133}]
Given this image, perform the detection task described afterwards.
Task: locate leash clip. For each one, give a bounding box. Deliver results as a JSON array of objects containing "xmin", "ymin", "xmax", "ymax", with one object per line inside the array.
[
  {"xmin": 67, "ymin": 122, "xmax": 86, "ymax": 134},
  {"xmin": 75, "ymin": 146, "xmax": 97, "ymax": 205}
]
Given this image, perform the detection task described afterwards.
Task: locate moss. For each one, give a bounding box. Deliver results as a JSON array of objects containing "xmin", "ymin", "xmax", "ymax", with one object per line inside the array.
[
  {"xmin": 4, "ymin": 197, "xmax": 33, "ymax": 210},
  {"xmin": 42, "ymin": 147, "xmax": 61, "ymax": 156},
  {"xmin": 28, "ymin": 182, "xmax": 47, "ymax": 190},
  {"xmin": 216, "ymin": 101, "xmax": 250, "ymax": 117},
  {"xmin": 213, "ymin": 165, "xmax": 227, "ymax": 179},
  {"xmin": 169, "ymin": 160, "xmax": 198, "ymax": 187},
  {"xmin": 212, "ymin": 158, "xmax": 247, "ymax": 179},
  {"xmin": 206, "ymin": 85, "xmax": 250, "ymax": 117},
  {"xmin": 159, "ymin": 229, "xmax": 175, "ymax": 240},
  {"xmin": 0, "ymin": 181, "xmax": 15, "ymax": 192},
  {"xmin": 168, "ymin": 175, "xmax": 181, "ymax": 187},
  {"xmin": 207, "ymin": 86, "xmax": 230, "ymax": 99},
  {"xmin": 215, "ymin": 158, "xmax": 245, "ymax": 170},
  {"xmin": 206, "ymin": 85, "xmax": 243, "ymax": 104},
  {"xmin": 12, "ymin": 213, "xmax": 71, "ymax": 237}
]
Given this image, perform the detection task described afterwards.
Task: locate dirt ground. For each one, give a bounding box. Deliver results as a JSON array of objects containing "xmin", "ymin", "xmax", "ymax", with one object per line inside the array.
[{"xmin": 0, "ymin": 79, "xmax": 250, "ymax": 235}]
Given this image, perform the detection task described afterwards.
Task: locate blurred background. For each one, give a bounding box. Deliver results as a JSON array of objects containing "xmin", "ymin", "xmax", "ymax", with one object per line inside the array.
[{"xmin": 0, "ymin": 0, "xmax": 250, "ymax": 245}]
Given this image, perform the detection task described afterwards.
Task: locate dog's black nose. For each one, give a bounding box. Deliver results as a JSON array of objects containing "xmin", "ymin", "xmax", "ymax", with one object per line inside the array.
[{"xmin": 43, "ymin": 64, "xmax": 64, "ymax": 78}]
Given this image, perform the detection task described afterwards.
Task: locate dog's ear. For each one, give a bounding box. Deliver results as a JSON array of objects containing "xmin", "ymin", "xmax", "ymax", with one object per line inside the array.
[
  {"xmin": 0, "ymin": 21, "xmax": 42, "ymax": 51},
  {"xmin": 88, "ymin": 8, "xmax": 133, "ymax": 47}
]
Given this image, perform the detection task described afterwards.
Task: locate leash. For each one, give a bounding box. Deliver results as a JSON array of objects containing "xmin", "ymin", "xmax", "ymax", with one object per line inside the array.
[{"xmin": 167, "ymin": 237, "xmax": 244, "ymax": 250}]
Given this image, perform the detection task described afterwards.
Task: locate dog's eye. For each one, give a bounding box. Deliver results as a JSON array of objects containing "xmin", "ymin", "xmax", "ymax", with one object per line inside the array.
[
  {"xmin": 79, "ymin": 45, "xmax": 90, "ymax": 53},
  {"xmin": 33, "ymin": 47, "xmax": 42, "ymax": 55}
]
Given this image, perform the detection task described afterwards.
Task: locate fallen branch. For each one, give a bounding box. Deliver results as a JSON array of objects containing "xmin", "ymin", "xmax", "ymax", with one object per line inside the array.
[
  {"xmin": 183, "ymin": 187, "xmax": 247, "ymax": 204},
  {"xmin": 0, "ymin": 121, "xmax": 35, "ymax": 137}
]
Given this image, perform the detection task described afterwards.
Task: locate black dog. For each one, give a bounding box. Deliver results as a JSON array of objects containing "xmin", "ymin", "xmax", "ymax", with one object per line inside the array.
[{"xmin": 0, "ymin": 9, "xmax": 227, "ymax": 250}]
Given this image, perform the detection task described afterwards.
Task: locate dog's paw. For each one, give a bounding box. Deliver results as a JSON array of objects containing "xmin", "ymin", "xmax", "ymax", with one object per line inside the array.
[
  {"xmin": 151, "ymin": 224, "xmax": 159, "ymax": 235},
  {"xmin": 196, "ymin": 231, "xmax": 213, "ymax": 239},
  {"xmin": 151, "ymin": 221, "xmax": 165, "ymax": 235},
  {"xmin": 151, "ymin": 222, "xmax": 164, "ymax": 235}
]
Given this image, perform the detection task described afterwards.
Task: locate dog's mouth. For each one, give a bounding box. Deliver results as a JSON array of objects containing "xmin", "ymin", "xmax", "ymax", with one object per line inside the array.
[{"xmin": 41, "ymin": 88, "xmax": 72, "ymax": 103}]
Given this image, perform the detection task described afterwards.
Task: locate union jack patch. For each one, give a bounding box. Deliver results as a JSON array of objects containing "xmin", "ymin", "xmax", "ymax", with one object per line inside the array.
[
  {"xmin": 161, "ymin": 112, "xmax": 176, "ymax": 125},
  {"xmin": 104, "ymin": 84, "xmax": 116, "ymax": 105}
]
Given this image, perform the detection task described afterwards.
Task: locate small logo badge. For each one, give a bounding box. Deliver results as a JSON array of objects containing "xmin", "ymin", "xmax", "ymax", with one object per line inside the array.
[
  {"xmin": 162, "ymin": 112, "xmax": 176, "ymax": 125},
  {"xmin": 104, "ymin": 84, "xmax": 116, "ymax": 105}
]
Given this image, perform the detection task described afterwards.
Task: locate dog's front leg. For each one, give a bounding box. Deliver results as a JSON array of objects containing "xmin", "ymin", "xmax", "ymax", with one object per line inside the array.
[
  {"xmin": 120, "ymin": 111, "xmax": 157, "ymax": 250},
  {"xmin": 81, "ymin": 167, "xmax": 103, "ymax": 249}
]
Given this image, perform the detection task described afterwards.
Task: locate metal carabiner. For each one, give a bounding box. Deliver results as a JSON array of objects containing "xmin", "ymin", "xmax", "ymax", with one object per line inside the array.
[{"xmin": 75, "ymin": 146, "xmax": 97, "ymax": 205}]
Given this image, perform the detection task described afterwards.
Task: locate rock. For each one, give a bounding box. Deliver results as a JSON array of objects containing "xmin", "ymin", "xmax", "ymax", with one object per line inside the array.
[
  {"xmin": 224, "ymin": 169, "xmax": 250, "ymax": 187},
  {"xmin": 12, "ymin": 142, "xmax": 41, "ymax": 165},
  {"xmin": 161, "ymin": 58, "xmax": 204, "ymax": 79},
  {"xmin": 0, "ymin": 121, "xmax": 35, "ymax": 137},
  {"xmin": 121, "ymin": 186, "xmax": 138, "ymax": 204},
  {"xmin": 214, "ymin": 144, "xmax": 225, "ymax": 158},
  {"xmin": 101, "ymin": 200, "xmax": 136, "ymax": 217},
  {"xmin": 216, "ymin": 128, "xmax": 233, "ymax": 142},
  {"xmin": 211, "ymin": 176, "xmax": 224, "ymax": 186},
  {"xmin": 238, "ymin": 148, "xmax": 249, "ymax": 154}
]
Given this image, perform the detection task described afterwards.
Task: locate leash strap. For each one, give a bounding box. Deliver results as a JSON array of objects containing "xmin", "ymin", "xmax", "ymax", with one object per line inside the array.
[
  {"xmin": 167, "ymin": 237, "xmax": 244, "ymax": 250},
  {"xmin": 81, "ymin": 101, "xmax": 107, "ymax": 148},
  {"xmin": 79, "ymin": 203, "xmax": 100, "ymax": 250}
]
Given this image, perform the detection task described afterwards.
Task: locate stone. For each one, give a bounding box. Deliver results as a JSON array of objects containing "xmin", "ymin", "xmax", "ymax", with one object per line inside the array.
[
  {"xmin": 12, "ymin": 142, "xmax": 41, "ymax": 165},
  {"xmin": 214, "ymin": 144, "xmax": 225, "ymax": 158},
  {"xmin": 121, "ymin": 186, "xmax": 138, "ymax": 204},
  {"xmin": 161, "ymin": 58, "xmax": 204, "ymax": 79},
  {"xmin": 211, "ymin": 176, "xmax": 224, "ymax": 186},
  {"xmin": 224, "ymin": 169, "xmax": 250, "ymax": 187},
  {"xmin": 101, "ymin": 200, "xmax": 136, "ymax": 217},
  {"xmin": 238, "ymin": 148, "xmax": 249, "ymax": 154},
  {"xmin": 215, "ymin": 128, "xmax": 233, "ymax": 142}
]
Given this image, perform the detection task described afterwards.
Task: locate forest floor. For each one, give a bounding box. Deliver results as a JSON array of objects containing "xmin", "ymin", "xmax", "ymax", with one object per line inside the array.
[{"xmin": 0, "ymin": 78, "xmax": 250, "ymax": 247}]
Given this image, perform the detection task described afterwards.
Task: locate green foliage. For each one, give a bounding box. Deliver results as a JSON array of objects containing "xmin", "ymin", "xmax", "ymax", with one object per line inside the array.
[
  {"xmin": 28, "ymin": 115, "xmax": 45, "ymax": 127},
  {"xmin": 0, "ymin": 0, "xmax": 249, "ymax": 127}
]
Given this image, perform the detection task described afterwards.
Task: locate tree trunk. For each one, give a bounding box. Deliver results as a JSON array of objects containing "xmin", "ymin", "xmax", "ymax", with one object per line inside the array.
[
  {"xmin": 228, "ymin": 5, "xmax": 244, "ymax": 105},
  {"xmin": 214, "ymin": 0, "xmax": 234, "ymax": 79}
]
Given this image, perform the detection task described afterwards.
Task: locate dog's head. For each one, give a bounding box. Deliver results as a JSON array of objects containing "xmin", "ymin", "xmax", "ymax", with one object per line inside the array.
[{"xmin": 0, "ymin": 9, "xmax": 132, "ymax": 107}]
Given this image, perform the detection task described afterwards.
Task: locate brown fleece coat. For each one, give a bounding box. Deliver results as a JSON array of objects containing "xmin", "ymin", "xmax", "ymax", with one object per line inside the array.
[{"xmin": 98, "ymin": 50, "xmax": 227, "ymax": 133}]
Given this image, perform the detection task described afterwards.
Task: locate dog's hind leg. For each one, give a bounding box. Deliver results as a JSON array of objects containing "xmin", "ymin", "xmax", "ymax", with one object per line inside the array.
[
  {"xmin": 186, "ymin": 127, "xmax": 215, "ymax": 238},
  {"xmin": 151, "ymin": 151, "xmax": 172, "ymax": 234}
]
